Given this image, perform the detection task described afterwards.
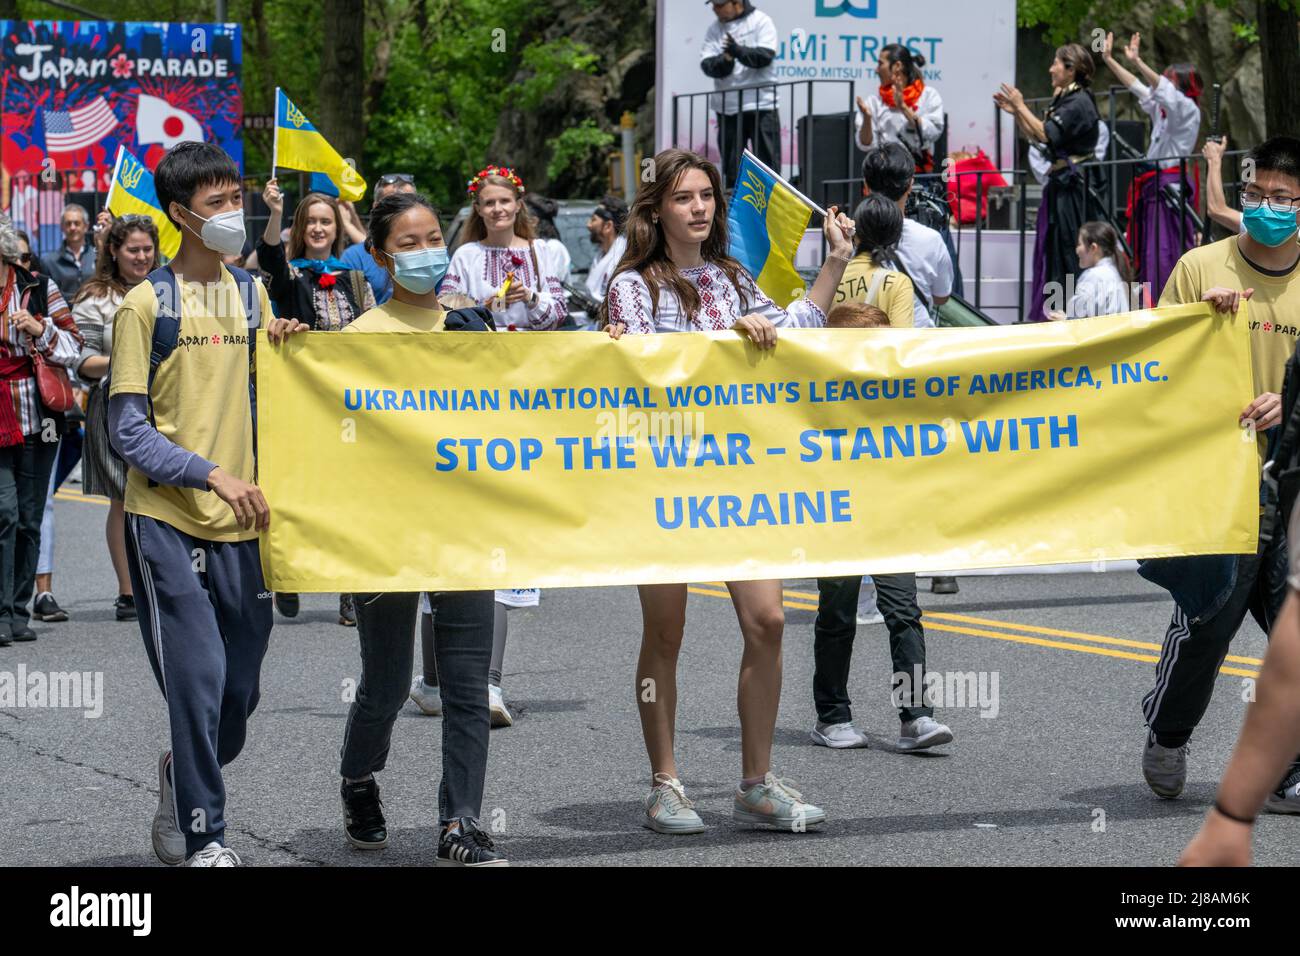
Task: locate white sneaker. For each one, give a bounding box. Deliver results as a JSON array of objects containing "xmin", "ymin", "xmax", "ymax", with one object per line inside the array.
[
  {"xmin": 810, "ymin": 721, "xmax": 869, "ymax": 749},
  {"xmin": 184, "ymin": 841, "xmax": 242, "ymax": 867},
  {"xmin": 643, "ymin": 773, "xmax": 705, "ymax": 834},
  {"xmin": 856, "ymin": 604, "xmax": 885, "ymax": 625},
  {"xmin": 151, "ymin": 751, "xmax": 185, "ymax": 866},
  {"xmin": 409, "ymin": 677, "xmax": 443, "ymax": 716},
  {"xmin": 733, "ymin": 772, "xmax": 827, "ymax": 830},
  {"xmin": 489, "ymin": 684, "xmax": 513, "ymax": 728},
  {"xmin": 898, "ymin": 716, "xmax": 954, "ymax": 751}
]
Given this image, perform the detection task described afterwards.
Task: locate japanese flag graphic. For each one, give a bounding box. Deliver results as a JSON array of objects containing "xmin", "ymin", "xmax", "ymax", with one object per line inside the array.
[{"xmin": 136, "ymin": 95, "xmax": 204, "ymax": 148}]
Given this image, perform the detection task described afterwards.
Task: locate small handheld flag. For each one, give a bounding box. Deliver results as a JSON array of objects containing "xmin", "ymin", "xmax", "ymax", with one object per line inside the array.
[
  {"xmin": 727, "ymin": 150, "xmax": 818, "ymax": 308},
  {"xmin": 105, "ymin": 147, "xmax": 182, "ymax": 260},
  {"xmin": 273, "ymin": 89, "xmax": 366, "ymax": 202}
]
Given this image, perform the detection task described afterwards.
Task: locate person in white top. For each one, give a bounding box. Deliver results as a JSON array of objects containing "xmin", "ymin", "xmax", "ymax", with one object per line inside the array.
[
  {"xmin": 524, "ymin": 193, "xmax": 572, "ymax": 284},
  {"xmin": 855, "ymin": 44, "xmax": 945, "ymax": 173},
  {"xmin": 442, "ymin": 165, "xmax": 567, "ymax": 332},
  {"xmin": 584, "ymin": 195, "xmax": 628, "ymax": 304},
  {"xmin": 602, "ymin": 147, "xmax": 855, "ymax": 837},
  {"xmin": 860, "ymin": 144, "xmax": 952, "ymax": 329},
  {"xmin": 699, "ymin": 0, "xmax": 780, "ymax": 189},
  {"xmin": 440, "ymin": 164, "xmax": 567, "ymax": 727},
  {"xmin": 1101, "ymin": 31, "xmax": 1202, "ymax": 300},
  {"xmin": 1048, "ymin": 221, "xmax": 1133, "ymax": 319}
]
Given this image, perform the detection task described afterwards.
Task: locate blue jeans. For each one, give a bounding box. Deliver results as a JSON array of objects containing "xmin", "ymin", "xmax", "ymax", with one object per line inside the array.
[{"xmin": 340, "ymin": 590, "xmax": 494, "ymax": 823}]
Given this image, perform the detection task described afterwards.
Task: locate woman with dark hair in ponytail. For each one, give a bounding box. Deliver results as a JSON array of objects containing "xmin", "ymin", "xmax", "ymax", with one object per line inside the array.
[
  {"xmin": 830, "ymin": 193, "xmax": 916, "ymax": 327},
  {"xmin": 1048, "ymin": 220, "xmax": 1133, "ymax": 319},
  {"xmin": 1102, "ymin": 31, "xmax": 1203, "ymax": 300},
  {"xmin": 996, "ymin": 42, "xmax": 1103, "ymax": 321},
  {"xmin": 855, "ymin": 43, "xmax": 944, "ymax": 173}
]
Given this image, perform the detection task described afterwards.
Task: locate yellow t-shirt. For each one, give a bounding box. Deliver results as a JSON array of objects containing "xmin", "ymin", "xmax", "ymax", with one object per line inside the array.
[
  {"xmin": 109, "ymin": 267, "xmax": 272, "ymax": 542},
  {"xmin": 1160, "ymin": 236, "xmax": 1300, "ymax": 397},
  {"xmin": 345, "ymin": 298, "xmax": 446, "ymax": 333},
  {"xmin": 832, "ymin": 253, "xmax": 915, "ymax": 328}
]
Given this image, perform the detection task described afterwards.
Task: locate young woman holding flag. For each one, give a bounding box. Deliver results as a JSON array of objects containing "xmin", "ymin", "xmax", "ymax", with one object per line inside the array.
[
  {"xmin": 601, "ymin": 147, "xmax": 855, "ymax": 835},
  {"xmin": 259, "ymin": 180, "xmax": 374, "ymax": 626}
]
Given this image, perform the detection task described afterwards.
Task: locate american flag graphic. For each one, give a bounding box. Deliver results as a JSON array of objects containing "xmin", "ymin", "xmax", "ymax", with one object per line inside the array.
[{"xmin": 43, "ymin": 97, "xmax": 119, "ymax": 153}]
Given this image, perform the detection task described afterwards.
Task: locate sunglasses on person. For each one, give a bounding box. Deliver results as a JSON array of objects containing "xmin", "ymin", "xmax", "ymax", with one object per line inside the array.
[
  {"xmin": 118, "ymin": 213, "xmax": 154, "ymax": 224},
  {"xmin": 377, "ymin": 173, "xmax": 415, "ymax": 187},
  {"xmin": 17, "ymin": 253, "xmax": 32, "ymax": 265}
]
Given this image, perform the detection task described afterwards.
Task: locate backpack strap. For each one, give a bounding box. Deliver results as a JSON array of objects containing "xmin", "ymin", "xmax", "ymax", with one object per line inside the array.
[
  {"xmin": 349, "ymin": 269, "xmax": 367, "ymax": 314},
  {"xmin": 223, "ymin": 264, "xmax": 262, "ymax": 477}
]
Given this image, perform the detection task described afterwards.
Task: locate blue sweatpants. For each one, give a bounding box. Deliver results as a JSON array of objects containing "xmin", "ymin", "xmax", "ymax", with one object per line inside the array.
[{"xmin": 124, "ymin": 512, "xmax": 273, "ymax": 857}]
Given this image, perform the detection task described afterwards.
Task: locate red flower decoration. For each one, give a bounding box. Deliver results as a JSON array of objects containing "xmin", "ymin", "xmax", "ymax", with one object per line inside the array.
[
  {"xmin": 110, "ymin": 54, "xmax": 133, "ymax": 79},
  {"xmin": 510, "ymin": 253, "xmax": 524, "ymax": 267},
  {"xmin": 318, "ymin": 272, "xmax": 338, "ymax": 288}
]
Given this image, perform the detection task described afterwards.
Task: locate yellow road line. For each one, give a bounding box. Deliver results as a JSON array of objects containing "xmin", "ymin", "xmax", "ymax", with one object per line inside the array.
[
  {"xmin": 54, "ymin": 489, "xmax": 108, "ymax": 506},
  {"xmin": 686, "ymin": 586, "xmax": 1260, "ymax": 680}
]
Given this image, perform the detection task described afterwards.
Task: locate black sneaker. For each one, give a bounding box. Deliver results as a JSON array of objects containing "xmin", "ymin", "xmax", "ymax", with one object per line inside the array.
[
  {"xmin": 930, "ymin": 576, "xmax": 959, "ymax": 595},
  {"xmin": 1265, "ymin": 765, "xmax": 1300, "ymax": 815},
  {"xmin": 275, "ymin": 592, "xmax": 300, "ymax": 619},
  {"xmin": 0, "ymin": 628, "xmax": 10, "ymax": 647},
  {"xmin": 437, "ymin": 817, "xmax": 508, "ymax": 867},
  {"xmin": 341, "ymin": 778, "xmax": 387, "ymax": 849},
  {"xmin": 338, "ymin": 594, "xmax": 356, "ymax": 627},
  {"xmin": 114, "ymin": 594, "xmax": 137, "ymax": 622},
  {"xmin": 32, "ymin": 592, "xmax": 67, "ymax": 622},
  {"xmin": 10, "ymin": 623, "xmax": 36, "ymax": 642}
]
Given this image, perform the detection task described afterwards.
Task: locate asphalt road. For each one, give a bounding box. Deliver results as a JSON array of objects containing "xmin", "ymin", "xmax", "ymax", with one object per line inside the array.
[{"xmin": 1, "ymin": 487, "xmax": 1295, "ymax": 867}]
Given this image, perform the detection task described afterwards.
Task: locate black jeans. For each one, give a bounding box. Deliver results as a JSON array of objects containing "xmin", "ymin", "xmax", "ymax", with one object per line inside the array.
[
  {"xmin": 814, "ymin": 573, "xmax": 932, "ymax": 724},
  {"xmin": 340, "ymin": 590, "xmax": 495, "ymax": 823},
  {"xmin": 0, "ymin": 433, "xmax": 58, "ymax": 634},
  {"xmin": 717, "ymin": 109, "xmax": 781, "ymax": 190}
]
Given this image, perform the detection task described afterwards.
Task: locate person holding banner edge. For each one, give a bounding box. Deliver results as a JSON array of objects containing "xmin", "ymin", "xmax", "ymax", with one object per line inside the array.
[
  {"xmin": 603, "ymin": 147, "xmax": 855, "ymax": 834},
  {"xmin": 1137, "ymin": 136, "xmax": 1300, "ymax": 811}
]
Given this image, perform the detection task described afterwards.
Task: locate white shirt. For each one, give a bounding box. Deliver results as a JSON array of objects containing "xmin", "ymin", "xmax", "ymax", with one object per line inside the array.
[
  {"xmin": 1131, "ymin": 76, "xmax": 1201, "ymax": 162},
  {"xmin": 585, "ymin": 234, "xmax": 627, "ymax": 303},
  {"xmin": 1069, "ymin": 257, "xmax": 1129, "ymax": 318},
  {"xmin": 442, "ymin": 240, "xmax": 568, "ymax": 330},
  {"xmin": 1029, "ymin": 123, "xmax": 1109, "ymax": 185},
  {"xmin": 855, "ymin": 85, "xmax": 945, "ymax": 158},
  {"xmin": 892, "ymin": 218, "xmax": 953, "ymax": 329},
  {"xmin": 606, "ymin": 263, "xmax": 825, "ymax": 334},
  {"xmin": 539, "ymin": 237, "xmax": 572, "ymax": 285},
  {"xmin": 701, "ymin": 9, "xmax": 779, "ymax": 115}
]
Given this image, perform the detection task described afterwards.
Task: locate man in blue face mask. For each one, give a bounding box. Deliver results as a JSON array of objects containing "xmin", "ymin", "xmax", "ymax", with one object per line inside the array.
[
  {"xmin": 340, "ymin": 174, "xmax": 418, "ymax": 305},
  {"xmin": 1137, "ymin": 136, "xmax": 1300, "ymax": 813}
]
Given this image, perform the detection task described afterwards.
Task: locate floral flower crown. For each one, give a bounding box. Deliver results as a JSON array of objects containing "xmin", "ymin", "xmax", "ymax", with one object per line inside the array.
[{"xmin": 467, "ymin": 165, "xmax": 525, "ymax": 196}]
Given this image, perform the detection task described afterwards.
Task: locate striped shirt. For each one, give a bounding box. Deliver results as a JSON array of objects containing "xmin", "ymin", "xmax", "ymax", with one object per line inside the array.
[{"xmin": 2, "ymin": 275, "xmax": 83, "ymax": 435}]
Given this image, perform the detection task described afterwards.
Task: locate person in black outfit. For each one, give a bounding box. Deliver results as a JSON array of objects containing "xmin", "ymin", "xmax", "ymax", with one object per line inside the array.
[{"xmin": 996, "ymin": 43, "xmax": 1103, "ymax": 322}]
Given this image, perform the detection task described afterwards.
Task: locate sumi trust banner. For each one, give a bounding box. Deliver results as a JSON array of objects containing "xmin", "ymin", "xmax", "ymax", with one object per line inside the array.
[{"xmin": 257, "ymin": 303, "xmax": 1258, "ymax": 592}]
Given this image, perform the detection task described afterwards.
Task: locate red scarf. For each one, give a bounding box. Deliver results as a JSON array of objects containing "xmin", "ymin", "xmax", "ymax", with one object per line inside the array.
[{"xmin": 880, "ymin": 78, "xmax": 924, "ymax": 110}]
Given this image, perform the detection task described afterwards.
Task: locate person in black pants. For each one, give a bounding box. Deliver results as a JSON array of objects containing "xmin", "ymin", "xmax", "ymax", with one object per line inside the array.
[
  {"xmin": 812, "ymin": 573, "xmax": 954, "ymax": 753},
  {"xmin": 699, "ymin": 0, "xmax": 781, "ymax": 189}
]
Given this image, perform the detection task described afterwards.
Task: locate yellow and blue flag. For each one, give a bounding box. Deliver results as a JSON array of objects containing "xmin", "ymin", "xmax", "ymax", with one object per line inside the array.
[
  {"xmin": 273, "ymin": 89, "xmax": 366, "ymax": 202},
  {"xmin": 727, "ymin": 151, "xmax": 813, "ymax": 308},
  {"xmin": 106, "ymin": 146, "xmax": 182, "ymax": 260}
]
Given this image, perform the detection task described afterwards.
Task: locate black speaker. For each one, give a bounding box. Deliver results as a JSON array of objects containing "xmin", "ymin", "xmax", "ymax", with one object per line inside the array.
[
  {"xmin": 794, "ymin": 111, "xmax": 859, "ymax": 212},
  {"xmin": 1106, "ymin": 119, "xmax": 1147, "ymax": 217}
]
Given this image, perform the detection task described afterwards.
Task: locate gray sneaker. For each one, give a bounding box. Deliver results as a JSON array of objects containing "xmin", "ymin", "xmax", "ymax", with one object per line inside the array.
[
  {"xmin": 643, "ymin": 773, "xmax": 705, "ymax": 834},
  {"xmin": 1142, "ymin": 732, "xmax": 1188, "ymax": 799},
  {"xmin": 898, "ymin": 716, "xmax": 953, "ymax": 752},
  {"xmin": 733, "ymin": 772, "xmax": 826, "ymax": 831},
  {"xmin": 151, "ymin": 751, "xmax": 185, "ymax": 866},
  {"xmin": 1265, "ymin": 766, "xmax": 1300, "ymax": 815}
]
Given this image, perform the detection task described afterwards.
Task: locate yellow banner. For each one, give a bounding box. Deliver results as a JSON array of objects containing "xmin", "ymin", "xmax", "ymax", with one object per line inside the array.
[{"xmin": 257, "ymin": 304, "xmax": 1259, "ymax": 592}]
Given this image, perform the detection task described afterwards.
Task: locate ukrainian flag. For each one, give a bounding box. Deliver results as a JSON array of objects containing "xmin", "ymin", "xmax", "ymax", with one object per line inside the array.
[
  {"xmin": 727, "ymin": 151, "xmax": 813, "ymax": 308},
  {"xmin": 273, "ymin": 89, "xmax": 366, "ymax": 202},
  {"xmin": 106, "ymin": 147, "xmax": 182, "ymax": 260}
]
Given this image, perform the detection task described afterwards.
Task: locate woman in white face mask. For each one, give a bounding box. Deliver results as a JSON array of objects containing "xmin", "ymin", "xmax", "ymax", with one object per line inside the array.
[
  {"xmin": 257, "ymin": 179, "xmax": 376, "ymax": 627},
  {"xmin": 331, "ymin": 190, "xmax": 506, "ymax": 867}
]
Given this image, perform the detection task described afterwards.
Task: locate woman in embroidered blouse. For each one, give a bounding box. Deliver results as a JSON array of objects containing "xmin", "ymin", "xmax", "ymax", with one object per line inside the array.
[
  {"xmin": 258, "ymin": 180, "xmax": 374, "ymax": 628},
  {"xmin": 441, "ymin": 166, "xmax": 567, "ymax": 332},
  {"xmin": 600, "ymin": 147, "xmax": 856, "ymax": 836}
]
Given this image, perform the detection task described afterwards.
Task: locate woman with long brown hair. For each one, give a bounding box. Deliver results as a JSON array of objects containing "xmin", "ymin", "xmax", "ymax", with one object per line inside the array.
[
  {"xmin": 602, "ymin": 147, "xmax": 855, "ymax": 835},
  {"xmin": 258, "ymin": 181, "xmax": 374, "ymax": 626},
  {"xmin": 72, "ymin": 213, "xmax": 162, "ymax": 621}
]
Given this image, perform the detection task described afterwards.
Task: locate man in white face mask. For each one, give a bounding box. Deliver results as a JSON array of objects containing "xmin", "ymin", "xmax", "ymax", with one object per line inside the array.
[{"xmin": 106, "ymin": 141, "xmax": 300, "ymax": 868}]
